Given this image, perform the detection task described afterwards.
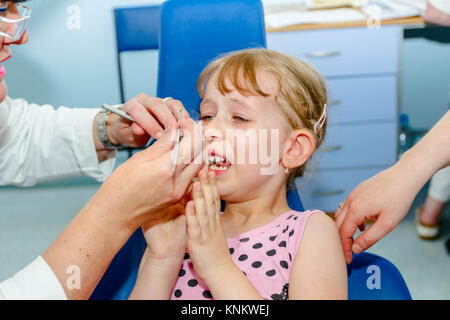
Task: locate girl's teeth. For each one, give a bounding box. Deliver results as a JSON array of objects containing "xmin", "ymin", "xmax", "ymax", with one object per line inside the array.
[
  {"xmin": 208, "ymin": 155, "xmax": 226, "ymax": 165},
  {"xmin": 215, "ymin": 156, "xmax": 225, "ymax": 163},
  {"xmin": 210, "ymin": 164, "xmax": 228, "ymax": 171}
]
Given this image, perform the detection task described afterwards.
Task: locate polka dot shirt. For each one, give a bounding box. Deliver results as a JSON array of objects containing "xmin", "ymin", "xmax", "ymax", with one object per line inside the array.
[{"xmin": 170, "ymin": 210, "xmax": 321, "ymax": 300}]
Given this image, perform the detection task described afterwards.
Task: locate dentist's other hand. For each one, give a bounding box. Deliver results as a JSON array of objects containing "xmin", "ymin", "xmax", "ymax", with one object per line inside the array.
[
  {"xmin": 334, "ymin": 164, "xmax": 416, "ymax": 264},
  {"xmin": 335, "ymin": 111, "xmax": 450, "ymax": 264},
  {"xmin": 106, "ymin": 94, "xmax": 190, "ymax": 148}
]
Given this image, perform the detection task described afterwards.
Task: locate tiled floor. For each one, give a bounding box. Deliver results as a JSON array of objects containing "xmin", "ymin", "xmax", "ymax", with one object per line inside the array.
[{"xmin": 0, "ymin": 182, "xmax": 449, "ymax": 299}]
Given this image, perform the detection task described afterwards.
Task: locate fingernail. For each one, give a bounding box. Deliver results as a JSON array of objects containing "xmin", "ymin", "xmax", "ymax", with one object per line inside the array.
[
  {"xmin": 155, "ymin": 131, "xmax": 163, "ymax": 139},
  {"xmin": 352, "ymin": 243, "xmax": 362, "ymax": 254}
]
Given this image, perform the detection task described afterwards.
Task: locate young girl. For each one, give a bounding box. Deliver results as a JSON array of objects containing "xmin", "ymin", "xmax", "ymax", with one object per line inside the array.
[{"xmin": 129, "ymin": 49, "xmax": 347, "ymax": 300}]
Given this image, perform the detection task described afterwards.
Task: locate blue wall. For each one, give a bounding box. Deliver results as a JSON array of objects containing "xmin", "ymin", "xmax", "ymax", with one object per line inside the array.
[{"xmin": 4, "ymin": 0, "xmax": 162, "ymax": 109}]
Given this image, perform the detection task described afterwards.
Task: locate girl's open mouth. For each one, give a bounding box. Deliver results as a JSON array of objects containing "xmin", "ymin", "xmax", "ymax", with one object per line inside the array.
[{"xmin": 207, "ymin": 152, "xmax": 232, "ymax": 176}]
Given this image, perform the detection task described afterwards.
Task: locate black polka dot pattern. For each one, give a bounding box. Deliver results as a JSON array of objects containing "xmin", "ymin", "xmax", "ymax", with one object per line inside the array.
[
  {"xmin": 170, "ymin": 210, "xmax": 312, "ymax": 300},
  {"xmin": 174, "ymin": 289, "xmax": 182, "ymax": 298},
  {"xmin": 238, "ymin": 254, "xmax": 248, "ymax": 261},
  {"xmin": 253, "ymin": 243, "xmax": 263, "ymax": 249},
  {"xmin": 266, "ymin": 269, "xmax": 276, "ymax": 277},
  {"xmin": 187, "ymin": 279, "xmax": 198, "ymax": 287}
]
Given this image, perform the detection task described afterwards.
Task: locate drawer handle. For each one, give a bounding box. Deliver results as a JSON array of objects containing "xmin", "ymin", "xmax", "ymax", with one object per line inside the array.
[
  {"xmin": 320, "ymin": 145, "xmax": 343, "ymax": 152},
  {"xmin": 328, "ymin": 99, "xmax": 342, "ymax": 106},
  {"xmin": 311, "ymin": 189, "xmax": 344, "ymax": 197},
  {"xmin": 306, "ymin": 51, "xmax": 342, "ymax": 58}
]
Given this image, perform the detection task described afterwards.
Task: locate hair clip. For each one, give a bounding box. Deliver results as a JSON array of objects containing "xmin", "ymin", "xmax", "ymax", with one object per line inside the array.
[{"xmin": 313, "ymin": 104, "xmax": 327, "ymax": 135}]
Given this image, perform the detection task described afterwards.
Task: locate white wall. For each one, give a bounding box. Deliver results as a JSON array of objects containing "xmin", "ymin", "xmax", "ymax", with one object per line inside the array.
[{"xmin": 401, "ymin": 37, "xmax": 450, "ymax": 130}]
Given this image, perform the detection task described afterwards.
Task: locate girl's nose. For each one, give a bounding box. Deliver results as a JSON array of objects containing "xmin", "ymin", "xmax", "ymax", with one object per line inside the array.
[{"xmin": 204, "ymin": 130, "xmax": 221, "ymax": 143}]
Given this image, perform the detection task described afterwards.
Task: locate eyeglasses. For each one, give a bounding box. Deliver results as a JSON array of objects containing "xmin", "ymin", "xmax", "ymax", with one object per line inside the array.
[{"xmin": 0, "ymin": 3, "xmax": 31, "ymax": 42}]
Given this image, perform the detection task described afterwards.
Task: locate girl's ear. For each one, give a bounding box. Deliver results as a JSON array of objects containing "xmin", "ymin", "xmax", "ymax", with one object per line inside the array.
[{"xmin": 281, "ymin": 129, "xmax": 316, "ymax": 170}]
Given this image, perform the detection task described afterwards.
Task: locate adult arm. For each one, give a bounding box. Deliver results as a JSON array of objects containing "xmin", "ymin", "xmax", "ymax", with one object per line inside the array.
[
  {"xmin": 0, "ymin": 94, "xmax": 188, "ymax": 187},
  {"xmin": 0, "ymin": 118, "xmax": 203, "ymax": 299},
  {"xmin": 335, "ymin": 111, "xmax": 450, "ymax": 263},
  {"xmin": 425, "ymin": 0, "xmax": 450, "ymax": 26},
  {"xmin": 0, "ymin": 97, "xmax": 115, "ymax": 186}
]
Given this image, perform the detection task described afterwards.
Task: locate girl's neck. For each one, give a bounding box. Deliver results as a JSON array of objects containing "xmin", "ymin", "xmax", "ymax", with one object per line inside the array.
[{"xmin": 223, "ymin": 183, "xmax": 291, "ymax": 225}]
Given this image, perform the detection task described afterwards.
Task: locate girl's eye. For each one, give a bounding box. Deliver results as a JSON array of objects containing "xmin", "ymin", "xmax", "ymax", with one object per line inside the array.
[
  {"xmin": 200, "ymin": 115, "xmax": 214, "ymax": 121},
  {"xmin": 233, "ymin": 115, "xmax": 248, "ymax": 123}
]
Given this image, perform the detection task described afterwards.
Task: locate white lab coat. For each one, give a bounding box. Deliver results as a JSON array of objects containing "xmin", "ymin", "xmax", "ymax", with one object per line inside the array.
[
  {"xmin": 0, "ymin": 96, "xmax": 115, "ymax": 186},
  {"xmin": 0, "ymin": 96, "xmax": 116, "ymax": 299}
]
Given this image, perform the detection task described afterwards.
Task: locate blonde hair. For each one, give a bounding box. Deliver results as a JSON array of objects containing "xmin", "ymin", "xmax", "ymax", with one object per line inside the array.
[{"xmin": 197, "ymin": 48, "xmax": 327, "ymax": 187}]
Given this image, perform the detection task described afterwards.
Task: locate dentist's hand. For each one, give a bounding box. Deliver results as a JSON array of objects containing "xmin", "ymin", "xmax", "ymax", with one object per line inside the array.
[
  {"xmin": 89, "ymin": 116, "xmax": 203, "ymax": 230},
  {"xmin": 334, "ymin": 164, "xmax": 419, "ymax": 264},
  {"xmin": 106, "ymin": 94, "xmax": 190, "ymax": 148}
]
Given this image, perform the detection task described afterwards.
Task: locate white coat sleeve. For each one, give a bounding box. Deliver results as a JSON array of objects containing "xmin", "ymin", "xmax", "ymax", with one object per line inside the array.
[
  {"xmin": 0, "ymin": 256, "xmax": 67, "ymax": 300},
  {"xmin": 0, "ymin": 97, "xmax": 116, "ymax": 186}
]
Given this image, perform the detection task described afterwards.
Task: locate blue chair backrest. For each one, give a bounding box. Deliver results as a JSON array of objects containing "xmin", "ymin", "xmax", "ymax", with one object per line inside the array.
[
  {"xmin": 115, "ymin": 6, "xmax": 160, "ymax": 53},
  {"xmin": 157, "ymin": 0, "xmax": 266, "ymax": 116}
]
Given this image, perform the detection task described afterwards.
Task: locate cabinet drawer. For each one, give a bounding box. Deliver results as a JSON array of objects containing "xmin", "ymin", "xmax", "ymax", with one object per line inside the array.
[
  {"xmin": 327, "ymin": 76, "xmax": 397, "ymax": 124},
  {"xmin": 267, "ymin": 26, "xmax": 400, "ymax": 77},
  {"xmin": 314, "ymin": 122, "xmax": 398, "ymax": 169},
  {"xmin": 295, "ymin": 168, "xmax": 383, "ymax": 212}
]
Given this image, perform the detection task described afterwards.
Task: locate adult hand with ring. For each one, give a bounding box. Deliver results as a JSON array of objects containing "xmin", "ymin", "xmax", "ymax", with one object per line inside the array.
[{"xmin": 100, "ymin": 95, "xmax": 190, "ymax": 151}]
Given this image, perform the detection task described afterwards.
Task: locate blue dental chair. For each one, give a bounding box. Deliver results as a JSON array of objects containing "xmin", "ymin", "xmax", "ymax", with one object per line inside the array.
[{"xmin": 91, "ymin": 0, "xmax": 411, "ymax": 300}]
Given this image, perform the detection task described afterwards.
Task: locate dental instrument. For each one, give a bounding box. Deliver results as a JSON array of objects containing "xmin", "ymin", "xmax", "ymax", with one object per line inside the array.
[
  {"xmin": 172, "ymin": 109, "xmax": 183, "ymax": 174},
  {"xmin": 101, "ymin": 104, "xmax": 134, "ymax": 122}
]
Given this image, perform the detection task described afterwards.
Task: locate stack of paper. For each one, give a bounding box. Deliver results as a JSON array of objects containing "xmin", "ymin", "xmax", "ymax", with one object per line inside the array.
[
  {"xmin": 361, "ymin": 0, "xmax": 424, "ymax": 20},
  {"xmin": 306, "ymin": 0, "xmax": 366, "ymax": 10},
  {"xmin": 265, "ymin": 8, "xmax": 367, "ymax": 28}
]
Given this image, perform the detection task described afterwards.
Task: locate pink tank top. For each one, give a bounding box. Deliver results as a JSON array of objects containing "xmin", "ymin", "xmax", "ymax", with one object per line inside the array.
[{"xmin": 170, "ymin": 210, "xmax": 320, "ymax": 300}]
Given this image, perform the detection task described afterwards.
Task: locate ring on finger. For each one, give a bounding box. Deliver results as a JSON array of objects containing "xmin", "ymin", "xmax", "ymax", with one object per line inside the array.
[
  {"xmin": 162, "ymin": 97, "xmax": 173, "ymax": 103},
  {"xmin": 338, "ymin": 202, "xmax": 344, "ymax": 209}
]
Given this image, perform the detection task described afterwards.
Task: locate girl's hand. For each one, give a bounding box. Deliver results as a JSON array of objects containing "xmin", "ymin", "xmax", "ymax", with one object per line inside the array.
[
  {"xmin": 185, "ymin": 168, "xmax": 233, "ymax": 282},
  {"xmin": 142, "ymin": 200, "xmax": 187, "ymax": 260}
]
